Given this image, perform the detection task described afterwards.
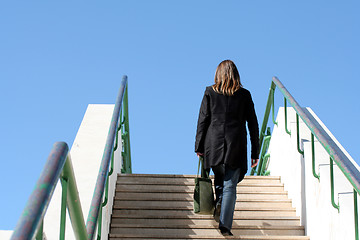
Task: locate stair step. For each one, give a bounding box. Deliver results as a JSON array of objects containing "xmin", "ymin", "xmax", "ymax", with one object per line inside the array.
[
  {"xmin": 117, "ymin": 175, "xmax": 281, "ymax": 185},
  {"xmin": 111, "ymin": 224, "xmax": 305, "ymax": 230},
  {"xmin": 109, "ymin": 235, "xmax": 310, "ymax": 240},
  {"xmin": 111, "ymin": 217, "xmax": 301, "ymax": 226},
  {"xmin": 116, "ymin": 184, "xmax": 284, "ymax": 193},
  {"xmin": 111, "ymin": 214, "xmax": 301, "ymax": 220},
  {"xmin": 114, "ymin": 192, "xmax": 289, "ymax": 201},
  {"xmin": 119, "ymin": 173, "xmax": 281, "ymax": 180},
  {"xmin": 113, "ymin": 200, "xmax": 293, "ymax": 209},
  {"xmin": 112, "ymin": 209, "xmax": 297, "ymax": 217},
  {"xmin": 110, "ymin": 225, "xmax": 305, "ymax": 236}
]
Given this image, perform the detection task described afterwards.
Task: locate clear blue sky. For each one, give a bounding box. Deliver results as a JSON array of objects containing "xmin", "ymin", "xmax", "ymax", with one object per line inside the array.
[{"xmin": 0, "ymin": 1, "xmax": 359, "ymax": 230}]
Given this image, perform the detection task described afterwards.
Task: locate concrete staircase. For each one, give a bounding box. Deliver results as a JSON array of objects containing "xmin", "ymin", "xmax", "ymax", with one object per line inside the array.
[{"xmin": 109, "ymin": 174, "xmax": 309, "ymax": 240}]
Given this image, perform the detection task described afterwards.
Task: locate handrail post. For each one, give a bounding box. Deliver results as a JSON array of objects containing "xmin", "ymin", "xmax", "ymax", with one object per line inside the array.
[
  {"xmin": 296, "ymin": 114, "xmax": 304, "ymax": 155},
  {"xmin": 311, "ymin": 134, "xmax": 320, "ymax": 180},
  {"xmin": 97, "ymin": 131, "xmax": 119, "ymax": 238},
  {"xmin": 35, "ymin": 221, "xmax": 43, "ymax": 240},
  {"xmin": 261, "ymin": 153, "xmax": 271, "ymax": 175},
  {"xmin": 109, "ymin": 123, "xmax": 121, "ymax": 176},
  {"xmin": 60, "ymin": 177, "xmax": 68, "ymax": 240},
  {"xmin": 284, "ymin": 98, "xmax": 291, "ymax": 136},
  {"xmin": 96, "ymin": 172, "xmax": 111, "ymax": 239},
  {"xmin": 330, "ymin": 157, "xmax": 340, "ymax": 211},
  {"xmin": 354, "ymin": 189, "xmax": 359, "ymax": 240},
  {"xmin": 97, "ymin": 206, "xmax": 103, "ymax": 240},
  {"xmin": 257, "ymin": 134, "xmax": 271, "ymax": 176},
  {"xmin": 271, "ymin": 87, "xmax": 278, "ymax": 126},
  {"xmin": 61, "ymin": 156, "xmax": 88, "ymax": 240},
  {"xmin": 123, "ymin": 83, "xmax": 132, "ymax": 173}
]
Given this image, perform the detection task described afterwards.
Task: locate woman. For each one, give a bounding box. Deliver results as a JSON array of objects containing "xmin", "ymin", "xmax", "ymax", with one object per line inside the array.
[{"xmin": 195, "ymin": 60, "xmax": 260, "ymax": 236}]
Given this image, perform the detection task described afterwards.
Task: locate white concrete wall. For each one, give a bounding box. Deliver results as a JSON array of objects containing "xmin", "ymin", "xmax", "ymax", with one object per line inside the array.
[
  {"xmin": 268, "ymin": 107, "xmax": 359, "ymax": 240},
  {"xmin": 0, "ymin": 230, "xmax": 13, "ymax": 239},
  {"xmin": 42, "ymin": 104, "xmax": 122, "ymax": 240}
]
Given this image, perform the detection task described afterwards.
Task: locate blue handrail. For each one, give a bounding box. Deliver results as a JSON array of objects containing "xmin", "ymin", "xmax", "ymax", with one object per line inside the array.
[
  {"xmin": 86, "ymin": 75, "xmax": 128, "ymax": 239},
  {"xmin": 11, "ymin": 75, "xmax": 131, "ymax": 240},
  {"xmin": 10, "ymin": 142, "xmax": 81, "ymax": 239}
]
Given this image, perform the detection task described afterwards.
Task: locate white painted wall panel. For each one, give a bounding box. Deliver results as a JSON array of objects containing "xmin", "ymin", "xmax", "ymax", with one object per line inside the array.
[
  {"xmin": 43, "ymin": 104, "xmax": 122, "ymax": 240},
  {"xmin": 268, "ymin": 107, "xmax": 359, "ymax": 240}
]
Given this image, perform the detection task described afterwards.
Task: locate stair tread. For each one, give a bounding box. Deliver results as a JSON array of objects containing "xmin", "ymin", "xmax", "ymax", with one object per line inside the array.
[
  {"xmin": 118, "ymin": 173, "xmax": 281, "ymax": 180},
  {"xmin": 114, "ymin": 193, "xmax": 289, "ymax": 201},
  {"xmin": 113, "ymin": 205, "xmax": 295, "ymax": 210},
  {"xmin": 111, "ymin": 215, "xmax": 301, "ymax": 220},
  {"xmin": 115, "ymin": 188, "xmax": 286, "ymax": 194},
  {"xmin": 109, "ymin": 234, "xmax": 310, "ymax": 240},
  {"xmin": 112, "ymin": 210, "xmax": 297, "ymax": 218},
  {"xmin": 111, "ymin": 218, "xmax": 301, "ymax": 227},
  {"xmin": 111, "ymin": 224, "xmax": 304, "ymax": 230},
  {"xmin": 109, "ymin": 173, "xmax": 307, "ymax": 239},
  {"xmin": 109, "ymin": 235, "xmax": 309, "ymax": 240},
  {"xmin": 114, "ymin": 198, "xmax": 291, "ymax": 202},
  {"xmin": 115, "ymin": 190, "xmax": 288, "ymax": 195},
  {"xmin": 113, "ymin": 206, "xmax": 294, "ymax": 211},
  {"xmin": 110, "ymin": 228, "xmax": 305, "ymax": 235},
  {"xmin": 116, "ymin": 182, "xmax": 284, "ymax": 186},
  {"xmin": 109, "ymin": 230, "xmax": 305, "ymax": 237}
]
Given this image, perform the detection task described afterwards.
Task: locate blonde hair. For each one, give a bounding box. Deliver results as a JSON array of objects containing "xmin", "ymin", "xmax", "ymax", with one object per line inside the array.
[{"xmin": 212, "ymin": 60, "xmax": 242, "ymax": 96}]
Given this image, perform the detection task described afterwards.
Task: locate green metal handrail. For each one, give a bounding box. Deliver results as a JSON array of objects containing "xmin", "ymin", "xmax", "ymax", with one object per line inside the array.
[
  {"xmin": 252, "ymin": 76, "xmax": 360, "ymax": 193},
  {"xmin": 11, "ymin": 142, "xmax": 88, "ymax": 240},
  {"xmin": 121, "ymin": 84, "xmax": 132, "ymax": 174},
  {"xmin": 258, "ymin": 81, "xmax": 276, "ymax": 150},
  {"xmin": 86, "ymin": 75, "xmax": 131, "ymax": 239},
  {"xmin": 11, "ymin": 75, "xmax": 131, "ymax": 240},
  {"xmin": 251, "ymin": 127, "xmax": 271, "ymax": 176},
  {"xmin": 96, "ymin": 89, "xmax": 132, "ymax": 239},
  {"xmin": 252, "ymin": 76, "xmax": 360, "ymax": 239}
]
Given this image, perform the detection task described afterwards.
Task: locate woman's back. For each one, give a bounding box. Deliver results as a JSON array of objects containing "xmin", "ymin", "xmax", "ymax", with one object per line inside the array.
[
  {"xmin": 206, "ymin": 86, "xmax": 250, "ymax": 127},
  {"xmin": 196, "ymin": 86, "xmax": 259, "ymax": 173}
]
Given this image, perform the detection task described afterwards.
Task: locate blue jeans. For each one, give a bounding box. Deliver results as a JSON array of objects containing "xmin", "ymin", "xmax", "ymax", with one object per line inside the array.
[{"xmin": 212, "ymin": 164, "xmax": 241, "ymax": 230}]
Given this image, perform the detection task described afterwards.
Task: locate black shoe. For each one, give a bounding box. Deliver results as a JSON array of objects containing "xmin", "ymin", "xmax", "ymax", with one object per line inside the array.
[{"xmin": 220, "ymin": 227, "xmax": 233, "ymax": 236}]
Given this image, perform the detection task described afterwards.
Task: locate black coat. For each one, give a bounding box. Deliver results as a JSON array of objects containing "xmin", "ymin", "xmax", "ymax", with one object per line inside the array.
[{"xmin": 195, "ymin": 86, "xmax": 260, "ymax": 181}]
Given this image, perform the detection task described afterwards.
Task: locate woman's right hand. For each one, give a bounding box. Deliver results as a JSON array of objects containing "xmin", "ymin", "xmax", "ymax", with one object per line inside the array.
[
  {"xmin": 196, "ymin": 152, "xmax": 204, "ymax": 157},
  {"xmin": 251, "ymin": 159, "xmax": 259, "ymax": 168}
]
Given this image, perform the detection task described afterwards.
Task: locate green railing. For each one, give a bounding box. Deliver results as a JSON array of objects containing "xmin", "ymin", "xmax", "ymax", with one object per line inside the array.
[
  {"xmin": 251, "ymin": 76, "xmax": 360, "ymax": 240},
  {"xmin": 11, "ymin": 75, "xmax": 131, "ymax": 240}
]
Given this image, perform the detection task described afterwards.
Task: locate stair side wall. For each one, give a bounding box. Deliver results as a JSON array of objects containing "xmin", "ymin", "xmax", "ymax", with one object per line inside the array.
[
  {"xmin": 268, "ymin": 107, "xmax": 358, "ymax": 240},
  {"xmin": 43, "ymin": 104, "xmax": 123, "ymax": 240},
  {"xmin": 0, "ymin": 231, "xmax": 13, "ymax": 240}
]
